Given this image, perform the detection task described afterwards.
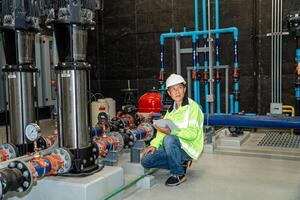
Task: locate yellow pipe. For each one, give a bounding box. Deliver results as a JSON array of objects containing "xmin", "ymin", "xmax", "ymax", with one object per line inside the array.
[
  {"xmin": 282, "ymin": 105, "xmax": 295, "ymax": 134},
  {"xmin": 282, "ymin": 105, "xmax": 295, "ymax": 117}
]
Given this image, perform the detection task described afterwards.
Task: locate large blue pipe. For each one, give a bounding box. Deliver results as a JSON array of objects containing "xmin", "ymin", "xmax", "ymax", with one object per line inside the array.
[{"xmin": 204, "ymin": 114, "xmax": 300, "ymax": 129}]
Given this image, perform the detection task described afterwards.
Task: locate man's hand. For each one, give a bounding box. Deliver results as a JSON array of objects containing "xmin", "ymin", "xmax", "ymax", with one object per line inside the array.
[
  {"xmin": 154, "ymin": 125, "xmax": 171, "ymax": 135},
  {"xmin": 142, "ymin": 146, "xmax": 156, "ymax": 156}
]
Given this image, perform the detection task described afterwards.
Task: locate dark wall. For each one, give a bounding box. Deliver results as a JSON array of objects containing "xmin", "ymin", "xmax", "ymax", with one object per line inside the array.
[{"xmin": 88, "ymin": 0, "xmax": 300, "ymax": 114}]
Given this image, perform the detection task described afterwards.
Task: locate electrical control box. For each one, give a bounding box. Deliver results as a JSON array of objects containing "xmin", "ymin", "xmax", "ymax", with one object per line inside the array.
[{"xmin": 270, "ymin": 103, "xmax": 283, "ymax": 115}]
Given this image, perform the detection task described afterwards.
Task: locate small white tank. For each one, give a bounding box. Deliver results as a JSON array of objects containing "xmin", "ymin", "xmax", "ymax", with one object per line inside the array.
[
  {"xmin": 105, "ymin": 98, "xmax": 116, "ymax": 120},
  {"xmin": 90, "ymin": 99, "xmax": 109, "ymax": 127}
]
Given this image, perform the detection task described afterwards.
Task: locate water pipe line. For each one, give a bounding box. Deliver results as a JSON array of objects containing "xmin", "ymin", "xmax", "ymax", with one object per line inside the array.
[
  {"xmin": 195, "ymin": 0, "xmax": 199, "ymax": 31},
  {"xmin": 205, "ymin": 114, "xmax": 300, "ymax": 129},
  {"xmin": 207, "ymin": 0, "xmax": 215, "ymax": 114},
  {"xmin": 215, "ymin": 0, "xmax": 221, "ymax": 114},
  {"xmin": 192, "ymin": 35, "xmax": 200, "ymax": 105},
  {"xmin": 230, "ymin": 94, "xmax": 234, "ymax": 114},
  {"xmin": 202, "ymin": 0, "xmax": 209, "ymax": 114},
  {"xmin": 159, "ymin": 27, "xmax": 239, "ymax": 109},
  {"xmin": 233, "ymin": 38, "xmax": 239, "ymax": 113},
  {"xmin": 159, "ymin": 44, "xmax": 165, "ymax": 102}
]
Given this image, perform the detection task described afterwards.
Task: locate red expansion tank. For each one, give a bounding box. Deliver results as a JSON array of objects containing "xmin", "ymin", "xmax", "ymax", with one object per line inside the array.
[{"xmin": 138, "ymin": 92, "xmax": 162, "ymax": 113}]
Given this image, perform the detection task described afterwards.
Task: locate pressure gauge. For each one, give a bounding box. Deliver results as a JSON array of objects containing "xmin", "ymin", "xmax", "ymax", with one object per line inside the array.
[{"xmin": 25, "ymin": 123, "xmax": 41, "ymax": 142}]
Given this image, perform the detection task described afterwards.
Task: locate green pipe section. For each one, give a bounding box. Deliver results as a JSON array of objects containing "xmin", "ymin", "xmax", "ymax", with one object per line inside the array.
[{"xmin": 103, "ymin": 168, "xmax": 159, "ymax": 200}]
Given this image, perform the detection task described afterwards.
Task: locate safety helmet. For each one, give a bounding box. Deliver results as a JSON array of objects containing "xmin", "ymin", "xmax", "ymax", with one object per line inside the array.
[{"xmin": 165, "ymin": 74, "xmax": 186, "ymax": 89}]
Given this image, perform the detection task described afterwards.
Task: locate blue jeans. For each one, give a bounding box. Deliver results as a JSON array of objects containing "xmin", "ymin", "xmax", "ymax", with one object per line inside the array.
[{"xmin": 141, "ymin": 135, "xmax": 192, "ymax": 176}]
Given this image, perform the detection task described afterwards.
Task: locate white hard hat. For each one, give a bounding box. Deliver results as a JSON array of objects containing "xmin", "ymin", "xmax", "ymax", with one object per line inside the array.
[{"xmin": 166, "ymin": 74, "xmax": 186, "ymax": 89}]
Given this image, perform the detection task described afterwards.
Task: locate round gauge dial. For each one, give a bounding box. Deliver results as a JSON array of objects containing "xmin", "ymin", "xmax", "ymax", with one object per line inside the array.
[{"xmin": 25, "ymin": 123, "xmax": 41, "ymax": 142}]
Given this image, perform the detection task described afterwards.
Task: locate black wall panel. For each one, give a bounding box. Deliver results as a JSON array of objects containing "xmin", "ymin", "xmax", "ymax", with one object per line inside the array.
[{"xmin": 88, "ymin": 0, "xmax": 299, "ymax": 114}]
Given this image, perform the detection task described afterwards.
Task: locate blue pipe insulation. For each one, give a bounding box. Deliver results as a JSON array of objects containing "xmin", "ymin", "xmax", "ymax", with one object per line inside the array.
[
  {"xmin": 160, "ymin": 27, "xmax": 239, "ymax": 44},
  {"xmin": 215, "ymin": 0, "xmax": 219, "ymax": 32},
  {"xmin": 195, "ymin": 0, "xmax": 199, "ymax": 31},
  {"xmin": 215, "ymin": 0, "xmax": 221, "ymax": 113},
  {"xmin": 196, "ymin": 38, "xmax": 201, "ymax": 107},
  {"xmin": 192, "ymin": 35, "xmax": 200, "ymax": 105},
  {"xmin": 233, "ymin": 39, "xmax": 239, "ymax": 113},
  {"xmin": 216, "ymin": 83, "xmax": 221, "ymax": 114},
  {"xmin": 229, "ymin": 94, "xmax": 234, "ymax": 114},
  {"xmin": 202, "ymin": 0, "xmax": 207, "ymax": 32},
  {"xmin": 160, "ymin": 44, "xmax": 165, "ymax": 101},
  {"xmin": 204, "ymin": 114, "xmax": 300, "ymax": 129},
  {"xmin": 296, "ymin": 49, "xmax": 300, "ymax": 62},
  {"xmin": 296, "ymin": 88, "xmax": 300, "ymax": 98},
  {"xmin": 31, "ymin": 158, "xmax": 52, "ymax": 177},
  {"xmin": 203, "ymin": 36, "xmax": 209, "ymax": 114},
  {"xmin": 216, "ymin": 37, "xmax": 221, "ymax": 114}
]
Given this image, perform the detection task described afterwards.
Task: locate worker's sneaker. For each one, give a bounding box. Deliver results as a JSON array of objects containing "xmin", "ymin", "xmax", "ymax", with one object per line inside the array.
[
  {"xmin": 165, "ymin": 175, "xmax": 187, "ymax": 186},
  {"xmin": 183, "ymin": 160, "xmax": 192, "ymax": 174}
]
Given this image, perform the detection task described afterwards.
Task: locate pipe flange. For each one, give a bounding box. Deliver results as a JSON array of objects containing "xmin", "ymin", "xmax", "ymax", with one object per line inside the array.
[
  {"xmin": 51, "ymin": 148, "xmax": 73, "ymax": 174},
  {"xmin": 91, "ymin": 141, "xmax": 100, "ymax": 160},
  {"xmin": 0, "ymin": 143, "xmax": 17, "ymax": 160},
  {"xmin": 140, "ymin": 123, "xmax": 155, "ymax": 142},
  {"xmin": 8, "ymin": 161, "xmax": 33, "ymax": 193},
  {"xmin": 106, "ymin": 132, "xmax": 124, "ymax": 152}
]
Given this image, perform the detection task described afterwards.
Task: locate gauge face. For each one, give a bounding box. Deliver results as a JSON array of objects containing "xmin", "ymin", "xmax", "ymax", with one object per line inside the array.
[{"xmin": 25, "ymin": 123, "xmax": 41, "ymax": 142}]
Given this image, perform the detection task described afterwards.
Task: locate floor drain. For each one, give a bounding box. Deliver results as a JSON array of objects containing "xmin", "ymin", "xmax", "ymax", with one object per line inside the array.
[{"xmin": 257, "ymin": 132, "xmax": 300, "ymax": 148}]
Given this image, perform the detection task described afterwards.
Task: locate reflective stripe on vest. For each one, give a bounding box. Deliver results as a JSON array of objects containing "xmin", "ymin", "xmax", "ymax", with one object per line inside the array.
[{"xmin": 180, "ymin": 140, "xmax": 200, "ymax": 159}]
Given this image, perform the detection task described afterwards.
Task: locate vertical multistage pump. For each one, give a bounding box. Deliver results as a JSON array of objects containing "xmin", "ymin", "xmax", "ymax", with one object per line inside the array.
[
  {"xmin": 0, "ymin": 0, "xmax": 40, "ymax": 155},
  {"xmin": 45, "ymin": 0, "xmax": 99, "ymax": 173}
]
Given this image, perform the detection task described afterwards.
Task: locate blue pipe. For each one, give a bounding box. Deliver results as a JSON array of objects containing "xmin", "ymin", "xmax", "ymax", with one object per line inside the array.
[
  {"xmin": 196, "ymin": 37, "xmax": 201, "ymax": 107},
  {"xmin": 160, "ymin": 27, "xmax": 239, "ymax": 44},
  {"xmin": 215, "ymin": 0, "xmax": 221, "ymax": 114},
  {"xmin": 216, "ymin": 81, "xmax": 221, "ymax": 113},
  {"xmin": 296, "ymin": 49, "xmax": 300, "ymax": 62},
  {"xmin": 202, "ymin": 0, "xmax": 207, "ymax": 32},
  {"xmin": 192, "ymin": 35, "xmax": 200, "ymax": 105},
  {"xmin": 204, "ymin": 37, "xmax": 209, "ymax": 114},
  {"xmin": 233, "ymin": 39, "xmax": 239, "ymax": 113},
  {"xmin": 216, "ymin": 38, "xmax": 221, "ymax": 114},
  {"xmin": 160, "ymin": 44, "xmax": 165, "ymax": 102},
  {"xmin": 215, "ymin": 0, "xmax": 219, "ymax": 32},
  {"xmin": 159, "ymin": 28, "xmax": 239, "ymax": 104},
  {"xmin": 204, "ymin": 114, "xmax": 300, "ymax": 129},
  {"xmin": 229, "ymin": 94, "xmax": 234, "ymax": 114},
  {"xmin": 195, "ymin": 0, "xmax": 199, "ymax": 31}
]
